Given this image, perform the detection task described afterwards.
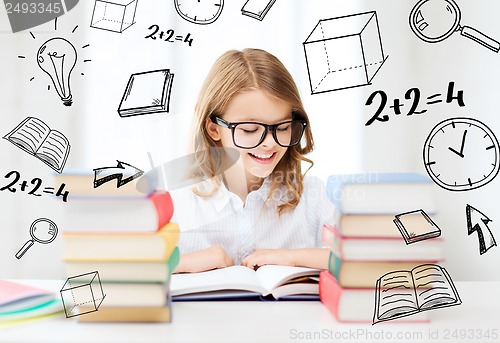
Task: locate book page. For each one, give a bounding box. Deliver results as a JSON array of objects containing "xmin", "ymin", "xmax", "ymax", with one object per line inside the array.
[
  {"xmin": 412, "ymin": 264, "xmax": 460, "ymax": 310},
  {"xmin": 255, "ymin": 265, "xmax": 320, "ymax": 295},
  {"xmin": 170, "ymin": 266, "xmax": 266, "ymax": 297},
  {"xmin": 374, "ymin": 270, "xmax": 419, "ymax": 322},
  {"xmin": 37, "ymin": 130, "xmax": 70, "ymax": 172},
  {"xmin": 4, "ymin": 117, "xmax": 50, "ymax": 153}
]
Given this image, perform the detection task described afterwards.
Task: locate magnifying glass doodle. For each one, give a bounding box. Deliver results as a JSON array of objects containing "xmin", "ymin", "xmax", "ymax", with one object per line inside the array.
[
  {"xmin": 15, "ymin": 218, "xmax": 58, "ymax": 259},
  {"xmin": 409, "ymin": 0, "xmax": 500, "ymax": 52}
]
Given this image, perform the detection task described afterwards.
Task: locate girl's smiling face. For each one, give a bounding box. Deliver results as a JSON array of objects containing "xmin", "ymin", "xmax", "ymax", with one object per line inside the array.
[{"xmin": 207, "ymin": 89, "xmax": 292, "ymax": 188}]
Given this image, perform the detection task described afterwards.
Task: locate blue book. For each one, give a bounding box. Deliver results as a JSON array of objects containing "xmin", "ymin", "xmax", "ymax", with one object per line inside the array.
[{"xmin": 326, "ymin": 173, "xmax": 435, "ymax": 214}]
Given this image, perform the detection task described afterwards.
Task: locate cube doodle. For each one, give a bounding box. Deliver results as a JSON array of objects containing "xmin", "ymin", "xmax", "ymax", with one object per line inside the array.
[
  {"xmin": 303, "ymin": 11, "xmax": 388, "ymax": 94},
  {"xmin": 90, "ymin": 0, "xmax": 138, "ymax": 33},
  {"xmin": 60, "ymin": 271, "xmax": 106, "ymax": 318}
]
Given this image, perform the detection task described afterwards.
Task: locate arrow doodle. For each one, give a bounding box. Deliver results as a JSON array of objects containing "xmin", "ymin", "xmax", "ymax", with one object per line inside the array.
[
  {"xmin": 466, "ymin": 204, "xmax": 497, "ymax": 255},
  {"xmin": 93, "ymin": 161, "xmax": 144, "ymax": 188}
]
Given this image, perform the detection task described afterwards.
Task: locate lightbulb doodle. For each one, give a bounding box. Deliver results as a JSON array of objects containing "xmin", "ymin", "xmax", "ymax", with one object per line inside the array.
[{"xmin": 17, "ymin": 17, "xmax": 91, "ymax": 107}]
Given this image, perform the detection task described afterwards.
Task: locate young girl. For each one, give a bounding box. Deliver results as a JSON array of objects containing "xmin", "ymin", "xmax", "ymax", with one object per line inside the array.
[{"xmin": 171, "ymin": 48, "xmax": 335, "ymax": 273}]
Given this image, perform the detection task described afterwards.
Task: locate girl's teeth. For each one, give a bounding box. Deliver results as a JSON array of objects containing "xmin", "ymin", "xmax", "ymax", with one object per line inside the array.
[{"xmin": 251, "ymin": 153, "xmax": 273, "ymax": 159}]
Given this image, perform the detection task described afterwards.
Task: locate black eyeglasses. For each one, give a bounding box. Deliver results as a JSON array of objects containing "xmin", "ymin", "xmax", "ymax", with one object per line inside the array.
[{"xmin": 210, "ymin": 115, "xmax": 307, "ymax": 149}]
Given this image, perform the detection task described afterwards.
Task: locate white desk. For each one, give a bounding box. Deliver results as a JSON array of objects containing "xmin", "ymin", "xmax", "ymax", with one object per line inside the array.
[{"xmin": 0, "ymin": 281, "xmax": 499, "ymax": 343}]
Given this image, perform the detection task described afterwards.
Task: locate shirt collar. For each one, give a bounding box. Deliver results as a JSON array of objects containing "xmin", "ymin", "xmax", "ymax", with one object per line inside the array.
[{"xmin": 210, "ymin": 177, "xmax": 294, "ymax": 212}]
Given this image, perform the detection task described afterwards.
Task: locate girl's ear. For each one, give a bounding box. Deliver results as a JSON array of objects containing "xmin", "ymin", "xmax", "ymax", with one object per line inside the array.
[{"xmin": 205, "ymin": 117, "xmax": 221, "ymax": 141}]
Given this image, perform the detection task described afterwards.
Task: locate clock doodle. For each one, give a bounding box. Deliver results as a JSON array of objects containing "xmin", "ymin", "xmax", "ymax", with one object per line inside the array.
[
  {"xmin": 174, "ymin": 0, "xmax": 224, "ymax": 25},
  {"xmin": 423, "ymin": 117, "xmax": 500, "ymax": 191}
]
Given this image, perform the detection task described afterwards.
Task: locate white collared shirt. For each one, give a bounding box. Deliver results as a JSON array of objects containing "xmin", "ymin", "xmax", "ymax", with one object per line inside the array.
[{"xmin": 170, "ymin": 175, "xmax": 336, "ymax": 265}]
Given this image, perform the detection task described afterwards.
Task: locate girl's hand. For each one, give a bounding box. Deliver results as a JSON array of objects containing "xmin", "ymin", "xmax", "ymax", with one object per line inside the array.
[
  {"xmin": 241, "ymin": 248, "xmax": 330, "ymax": 270},
  {"xmin": 241, "ymin": 249, "xmax": 296, "ymax": 269},
  {"xmin": 174, "ymin": 245, "xmax": 234, "ymax": 273}
]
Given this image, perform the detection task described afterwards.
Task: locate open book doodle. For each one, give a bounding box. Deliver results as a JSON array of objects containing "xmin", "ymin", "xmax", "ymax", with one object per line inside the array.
[
  {"xmin": 393, "ymin": 209, "xmax": 441, "ymax": 244},
  {"xmin": 373, "ymin": 263, "xmax": 461, "ymax": 324},
  {"xmin": 4, "ymin": 117, "xmax": 70, "ymax": 173}
]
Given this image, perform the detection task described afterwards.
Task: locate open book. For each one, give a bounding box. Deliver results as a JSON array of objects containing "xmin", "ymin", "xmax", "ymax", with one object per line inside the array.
[
  {"xmin": 4, "ymin": 117, "xmax": 70, "ymax": 173},
  {"xmin": 171, "ymin": 265, "xmax": 320, "ymax": 300},
  {"xmin": 373, "ymin": 264, "xmax": 461, "ymax": 324}
]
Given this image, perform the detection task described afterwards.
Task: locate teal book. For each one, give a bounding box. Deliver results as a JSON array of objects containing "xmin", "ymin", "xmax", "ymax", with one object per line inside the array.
[{"xmin": 326, "ymin": 173, "xmax": 435, "ymax": 214}]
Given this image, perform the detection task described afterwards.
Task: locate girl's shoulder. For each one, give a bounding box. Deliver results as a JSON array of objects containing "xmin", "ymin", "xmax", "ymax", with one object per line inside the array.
[{"xmin": 302, "ymin": 174, "xmax": 327, "ymax": 190}]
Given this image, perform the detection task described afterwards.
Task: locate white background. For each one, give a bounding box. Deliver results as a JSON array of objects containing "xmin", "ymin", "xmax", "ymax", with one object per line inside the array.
[{"xmin": 0, "ymin": 0, "xmax": 499, "ymax": 281}]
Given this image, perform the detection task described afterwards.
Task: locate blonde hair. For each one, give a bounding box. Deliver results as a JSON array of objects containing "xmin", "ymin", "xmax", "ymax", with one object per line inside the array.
[{"xmin": 191, "ymin": 48, "xmax": 314, "ymax": 214}]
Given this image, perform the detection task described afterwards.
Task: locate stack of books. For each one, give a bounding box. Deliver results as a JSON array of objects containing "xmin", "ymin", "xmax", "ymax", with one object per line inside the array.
[
  {"xmin": 319, "ymin": 173, "xmax": 444, "ymax": 323},
  {"xmin": 57, "ymin": 171, "xmax": 180, "ymax": 322}
]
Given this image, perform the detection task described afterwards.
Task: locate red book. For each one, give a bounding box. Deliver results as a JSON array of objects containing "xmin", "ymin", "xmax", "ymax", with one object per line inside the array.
[
  {"xmin": 62, "ymin": 192, "xmax": 174, "ymax": 233},
  {"xmin": 321, "ymin": 224, "xmax": 443, "ymax": 261},
  {"xmin": 319, "ymin": 271, "xmax": 430, "ymax": 323}
]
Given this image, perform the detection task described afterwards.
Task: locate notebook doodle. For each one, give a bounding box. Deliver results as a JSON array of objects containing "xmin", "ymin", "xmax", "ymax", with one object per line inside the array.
[
  {"xmin": 117, "ymin": 69, "xmax": 174, "ymax": 117},
  {"xmin": 394, "ymin": 209, "xmax": 441, "ymax": 244},
  {"xmin": 241, "ymin": 0, "xmax": 276, "ymax": 21}
]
